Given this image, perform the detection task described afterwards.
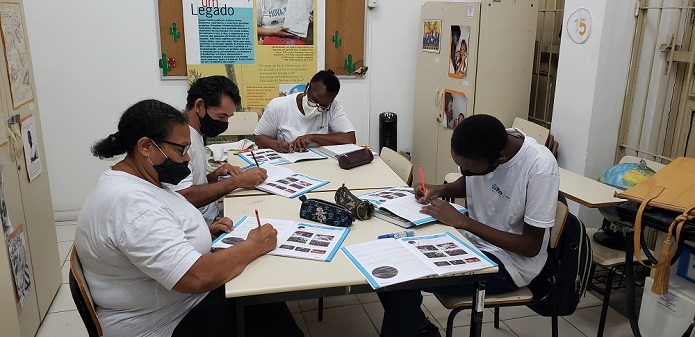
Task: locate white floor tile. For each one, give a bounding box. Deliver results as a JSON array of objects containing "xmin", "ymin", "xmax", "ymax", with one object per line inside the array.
[
  {"xmin": 450, "ymin": 321, "xmax": 518, "ymax": 337},
  {"xmin": 504, "ymin": 315, "xmax": 586, "ymax": 337},
  {"xmin": 292, "ymin": 312, "xmax": 310, "ymax": 337},
  {"xmin": 61, "ymin": 259, "xmax": 70, "ymax": 284},
  {"xmin": 356, "ymin": 292, "xmax": 380, "ymax": 304},
  {"xmin": 495, "ymin": 304, "xmax": 538, "ymax": 320},
  {"xmin": 564, "ymin": 305, "xmax": 632, "ymax": 337},
  {"xmin": 48, "ymin": 283, "xmax": 77, "ymax": 313},
  {"xmin": 303, "ymin": 304, "xmax": 379, "ymax": 337},
  {"xmin": 55, "ymin": 224, "xmax": 76, "ymax": 242},
  {"xmin": 58, "ymin": 241, "xmax": 73, "ymax": 263},
  {"xmin": 422, "ymin": 294, "xmax": 494, "ymax": 329},
  {"xmin": 287, "ymin": 300, "xmax": 301, "ymax": 314},
  {"xmin": 36, "ymin": 310, "xmax": 88, "ymax": 337},
  {"xmin": 363, "ymin": 302, "xmax": 384, "ymax": 332},
  {"xmin": 297, "ymin": 294, "xmax": 360, "ymax": 312},
  {"xmin": 577, "ymin": 291, "xmax": 603, "ymax": 308}
]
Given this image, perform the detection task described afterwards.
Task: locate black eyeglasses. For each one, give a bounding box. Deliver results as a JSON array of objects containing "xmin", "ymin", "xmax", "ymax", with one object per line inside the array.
[
  {"xmin": 306, "ymin": 94, "xmax": 331, "ymax": 113},
  {"xmin": 152, "ymin": 138, "xmax": 190, "ymax": 157},
  {"xmin": 459, "ymin": 162, "xmax": 499, "ymax": 177}
]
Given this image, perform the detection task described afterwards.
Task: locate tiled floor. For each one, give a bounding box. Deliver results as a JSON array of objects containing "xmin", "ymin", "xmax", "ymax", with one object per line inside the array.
[{"xmin": 38, "ymin": 221, "xmax": 634, "ymax": 337}]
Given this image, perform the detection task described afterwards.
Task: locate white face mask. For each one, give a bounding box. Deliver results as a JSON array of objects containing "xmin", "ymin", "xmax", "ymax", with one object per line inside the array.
[{"xmin": 301, "ymin": 94, "xmax": 322, "ymax": 118}]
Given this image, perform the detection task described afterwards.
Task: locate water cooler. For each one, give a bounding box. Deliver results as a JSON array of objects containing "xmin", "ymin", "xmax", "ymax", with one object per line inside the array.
[{"xmin": 379, "ymin": 112, "xmax": 397, "ymax": 152}]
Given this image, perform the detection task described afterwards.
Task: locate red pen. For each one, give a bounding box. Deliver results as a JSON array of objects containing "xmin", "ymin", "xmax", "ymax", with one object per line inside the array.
[
  {"xmin": 255, "ymin": 209, "xmax": 261, "ymax": 228},
  {"xmin": 418, "ymin": 166, "xmax": 427, "ymax": 195}
]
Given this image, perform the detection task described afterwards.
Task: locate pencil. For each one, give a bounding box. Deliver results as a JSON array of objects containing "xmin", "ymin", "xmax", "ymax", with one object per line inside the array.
[
  {"xmin": 251, "ymin": 150, "xmax": 260, "ymax": 167},
  {"xmin": 255, "ymin": 209, "xmax": 261, "ymax": 228},
  {"xmin": 418, "ymin": 166, "xmax": 427, "ymax": 195}
]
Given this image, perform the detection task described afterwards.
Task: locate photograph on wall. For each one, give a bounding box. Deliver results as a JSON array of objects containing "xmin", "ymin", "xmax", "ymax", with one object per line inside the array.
[
  {"xmin": 0, "ymin": 166, "xmax": 13, "ymax": 239},
  {"xmin": 448, "ymin": 25, "xmax": 470, "ymax": 79},
  {"xmin": 257, "ymin": 0, "xmax": 314, "ymax": 45},
  {"xmin": 0, "ymin": 3, "xmax": 33, "ymax": 108},
  {"xmin": 20, "ymin": 115, "xmax": 42, "ymax": 181},
  {"xmin": 8, "ymin": 224, "xmax": 30, "ymax": 307},
  {"xmin": 442, "ymin": 89, "xmax": 467, "ymax": 129},
  {"xmin": 422, "ymin": 20, "xmax": 441, "ymax": 53},
  {"xmin": 279, "ymin": 83, "xmax": 306, "ymax": 97}
]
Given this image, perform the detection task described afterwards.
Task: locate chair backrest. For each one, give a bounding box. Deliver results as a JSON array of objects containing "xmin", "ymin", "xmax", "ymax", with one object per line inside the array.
[
  {"xmin": 512, "ymin": 117, "xmax": 550, "ymax": 146},
  {"xmin": 550, "ymin": 201, "xmax": 569, "ymax": 249},
  {"xmin": 618, "ymin": 155, "xmax": 666, "ymax": 171},
  {"xmin": 219, "ymin": 111, "xmax": 259, "ymax": 136},
  {"xmin": 380, "ymin": 147, "xmax": 413, "ymax": 185},
  {"xmin": 69, "ymin": 246, "xmax": 103, "ymax": 337}
]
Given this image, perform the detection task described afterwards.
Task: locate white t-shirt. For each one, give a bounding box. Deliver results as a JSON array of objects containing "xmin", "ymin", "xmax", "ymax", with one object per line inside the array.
[
  {"xmin": 257, "ymin": 0, "xmax": 287, "ymax": 28},
  {"xmin": 463, "ymin": 129, "xmax": 559, "ymax": 287},
  {"xmin": 75, "ymin": 169, "xmax": 210, "ymax": 337},
  {"xmin": 166, "ymin": 125, "xmax": 218, "ymax": 225},
  {"xmin": 254, "ymin": 92, "xmax": 355, "ymax": 143}
]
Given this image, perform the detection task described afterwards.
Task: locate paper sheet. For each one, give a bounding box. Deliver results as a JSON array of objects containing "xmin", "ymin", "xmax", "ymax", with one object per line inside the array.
[{"xmin": 283, "ymin": 0, "xmax": 312, "ymax": 38}]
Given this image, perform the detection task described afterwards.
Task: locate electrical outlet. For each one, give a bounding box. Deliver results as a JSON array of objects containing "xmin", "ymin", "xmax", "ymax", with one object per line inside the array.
[{"xmin": 368, "ymin": 0, "xmax": 377, "ymax": 9}]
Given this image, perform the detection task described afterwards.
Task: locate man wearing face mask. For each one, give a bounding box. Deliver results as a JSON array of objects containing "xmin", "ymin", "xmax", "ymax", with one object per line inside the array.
[
  {"xmin": 167, "ymin": 76, "xmax": 268, "ymax": 225},
  {"xmin": 376, "ymin": 115, "xmax": 559, "ymax": 337},
  {"xmin": 253, "ymin": 70, "xmax": 356, "ymax": 152}
]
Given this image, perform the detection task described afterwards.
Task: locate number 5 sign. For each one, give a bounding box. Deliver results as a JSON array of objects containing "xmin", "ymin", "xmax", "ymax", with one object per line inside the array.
[{"xmin": 567, "ymin": 8, "xmax": 591, "ymax": 44}]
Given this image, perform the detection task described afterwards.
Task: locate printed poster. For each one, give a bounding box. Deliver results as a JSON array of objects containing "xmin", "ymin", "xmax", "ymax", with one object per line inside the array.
[
  {"xmin": 0, "ymin": 3, "xmax": 33, "ymax": 109},
  {"xmin": 8, "ymin": 224, "xmax": 30, "ymax": 306},
  {"xmin": 442, "ymin": 89, "xmax": 467, "ymax": 129},
  {"xmin": 422, "ymin": 20, "xmax": 440, "ymax": 53},
  {"xmin": 0, "ymin": 165, "xmax": 12, "ymax": 239},
  {"xmin": 448, "ymin": 25, "xmax": 470, "ymax": 79},
  {"xmin": 183, "ymin": 0, "xmax": 317, "ymax": 113},
  {"xmin": 20, "ymin": 115, "xmax": 41, "ymax": 181}
]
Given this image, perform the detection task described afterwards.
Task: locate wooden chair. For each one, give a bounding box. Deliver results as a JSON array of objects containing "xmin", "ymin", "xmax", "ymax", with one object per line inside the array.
[
  {"xmin": 434, "ymin": 201, "xmax": 569, "ymax": 337},
  {"xmin": 511, "ymin": 117, "xmax": 550, "ymax": 145},
  {"xmin": 380, "ymin": 147, "xmax": 413, "ymax": 186},
  {"xmin": 69, "ymin": 246, "xmax": 103, "ymax": 337},
  {"xmin": 219, "ymin": 111, "xmax": 259, "ymax": 137}
]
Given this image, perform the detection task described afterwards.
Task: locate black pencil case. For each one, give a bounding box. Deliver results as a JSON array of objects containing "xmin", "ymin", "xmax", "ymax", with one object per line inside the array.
[
  {"xmin": 298, "ymin": 195, "xmax": 354, "ymax": 227},
  {"xmin": 338, "ymin": 148, "xmax": 374, "ymax": 170}
]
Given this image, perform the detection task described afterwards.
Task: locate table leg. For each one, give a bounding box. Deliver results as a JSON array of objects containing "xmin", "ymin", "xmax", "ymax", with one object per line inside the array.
[
  {"xmin": 469, "ymin": 281, "xmax": 485, "ymax": 337},
  {"xmin": 235, "ymin": 299, "xmax": 245, "ymax": 336}
]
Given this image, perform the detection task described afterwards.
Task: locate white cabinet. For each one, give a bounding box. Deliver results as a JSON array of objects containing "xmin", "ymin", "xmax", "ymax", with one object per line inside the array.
[{"xmin": 412, "ymin": 0, "xmax": 538, "ymax": 183}]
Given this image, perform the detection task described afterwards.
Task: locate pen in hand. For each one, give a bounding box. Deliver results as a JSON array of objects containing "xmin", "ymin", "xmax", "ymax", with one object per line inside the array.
[
  {"xmin": 255, "ymin": 209, "xmax": 261, "ymax": 228},
  {"xmin": 251, "ymin": 150, "xmax": 260, "ymax": 168},
  {"xmin": 419, "ymin": 166, "xmax": 427, "ymax": 195}
]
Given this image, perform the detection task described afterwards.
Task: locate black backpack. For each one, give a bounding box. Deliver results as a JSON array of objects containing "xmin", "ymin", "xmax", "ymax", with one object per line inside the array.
[{"xmin": 527, "ymin": 208, "xmax": 593, "ymax": 316}]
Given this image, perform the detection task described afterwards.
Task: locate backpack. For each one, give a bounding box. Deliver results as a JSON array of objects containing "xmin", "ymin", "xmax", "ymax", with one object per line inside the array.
[{"xmin": 527, "ymin": 209, "xmax": 593, "ymax": 316}]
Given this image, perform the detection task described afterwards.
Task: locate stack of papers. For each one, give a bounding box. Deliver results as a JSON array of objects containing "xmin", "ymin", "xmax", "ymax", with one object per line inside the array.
[
  {"xmin": 318, "ymin": 144, "xmax": 364, "ymax": 159},
  {"xmin": 238, "ymin": 148, "xmax": 326, "ymax": 166},
  {"xmin": 254, "ymin": 164, "xmax": 328, "ymax": 198},
  {"xmin": 358, "ymin": 187, "xmax": 467, "ymax": 228},
  {"xmin": 212, "ymin": 217, "xmax": 350, "ymax": 262},
  {"xmin": 342, "ymin": 232, "xmax": 496, "ymax": 289}
]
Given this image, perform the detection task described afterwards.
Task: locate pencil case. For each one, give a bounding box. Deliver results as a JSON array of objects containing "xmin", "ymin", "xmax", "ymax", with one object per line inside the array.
[
  {"xmin": 298, "ymin": 195, "xmax": 354, "ymax": 227},
  {"xmin": 338, "ymin": 148, "xmax": 373, "ymax": 170},
  {"xmin": 335, "ymin": 184, "xmax": 375, "ymax": 221}
]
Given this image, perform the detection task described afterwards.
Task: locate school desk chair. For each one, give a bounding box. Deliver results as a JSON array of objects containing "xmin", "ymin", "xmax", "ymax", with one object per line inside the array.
[{"xmin": 69, "ymin": 246, "xmax": 103, "ymax": 337}]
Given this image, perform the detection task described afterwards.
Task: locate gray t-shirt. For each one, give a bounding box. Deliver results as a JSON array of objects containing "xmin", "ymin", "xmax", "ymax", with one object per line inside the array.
[{"xmin": 75, "ymin": 169, "xmax": 209, "ymax": 337}]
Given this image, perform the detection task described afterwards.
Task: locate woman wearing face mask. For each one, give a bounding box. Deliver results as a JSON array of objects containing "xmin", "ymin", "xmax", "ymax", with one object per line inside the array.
[
  {"xmin": 253, "ymin": 70, "xmax": 356, "ymax": 152},
  {"xmin": 75, "ymin": 99, "xmax": 304, "ymax": 337}
]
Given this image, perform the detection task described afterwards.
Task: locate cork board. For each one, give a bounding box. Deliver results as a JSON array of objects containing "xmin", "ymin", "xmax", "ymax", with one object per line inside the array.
[
  {"xmin": 325, "ymin": 0, "xmax": 366, "ymax": 77},
  {"xmin": 157, "ymin": 0, "xmax": 187, "ymax": 78}
]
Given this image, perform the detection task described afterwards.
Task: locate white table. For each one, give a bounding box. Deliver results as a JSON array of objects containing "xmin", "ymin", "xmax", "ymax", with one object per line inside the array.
[
  {"xmin": 223, "ymin": 190, "xmax": 498, "ymax": 336},
  {"xmin": 226, "ymin": 155, "xmax": 407, "ymax": 197},
  {"xmin": 558, "ymin": 168, "xmax": 625, "ymax": 208}
]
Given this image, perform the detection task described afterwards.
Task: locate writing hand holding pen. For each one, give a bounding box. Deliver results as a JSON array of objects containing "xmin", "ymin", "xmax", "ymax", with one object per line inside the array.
[{"xmin": 276, "ymin": 131, "xmax": 294, "ymax": 153}]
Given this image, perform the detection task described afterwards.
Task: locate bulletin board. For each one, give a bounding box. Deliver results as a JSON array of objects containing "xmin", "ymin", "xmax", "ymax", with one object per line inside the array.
[
  {"xmin": 156, "ymin": 0, "xmax": 187, "ymax": 78},
  {"xmin": 325, "ymin": 1, "xmax": 366, "ymax": 77}
]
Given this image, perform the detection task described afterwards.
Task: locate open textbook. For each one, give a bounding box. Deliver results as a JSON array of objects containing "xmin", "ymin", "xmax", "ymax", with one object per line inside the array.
[
  {"xmin": 238, "ymin": 148, "xmax": 326, "ymax": 166},
  {"xmin": 212, "ymin": 217, "xmax": 349, "ymax": 262},
  {"xmin": 342, "ymin": 232, "xmax": 496, "ymax": 289},
  {"xmin": 253, "ymin": 164, "xmax": 328, "ymax": 198},
  {"xmin": 358, "ymin": 187, "xmax": 467, "ymax": 228}
]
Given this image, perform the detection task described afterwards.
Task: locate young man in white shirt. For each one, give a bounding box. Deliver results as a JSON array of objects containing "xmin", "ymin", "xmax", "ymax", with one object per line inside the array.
[
  {"xmin": 167, "ymin": 76, "xmax": 268, "ymax": 224},
  {"xmin": 253, "ymin": 70, "xmax": 356, "ymax": 152},
  {"xmin": 378, "ymin": 114, "xmax": 560, "ymax": 337}
]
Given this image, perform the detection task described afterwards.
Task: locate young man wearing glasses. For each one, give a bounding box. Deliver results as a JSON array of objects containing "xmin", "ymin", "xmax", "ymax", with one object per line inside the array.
[
  {"xmin": 166, "ymin": 76, "xmax": 268, "ymax": 225},
  {"xmin": 253, "ymin": 70, "xmax": 356, "ymax": 152}
]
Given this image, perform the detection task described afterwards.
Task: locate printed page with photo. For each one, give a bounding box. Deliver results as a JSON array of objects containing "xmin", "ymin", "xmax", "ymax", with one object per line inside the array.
[
  {"xmin": 254, "ymin": 164, "xmax": 328, "ymax": 198},
  {"xmin": 397, "ymin": 232, "xmax": 496, "ymax": 276},
  {"xmin": 238, "ymin": 148, "xmax": 326, "ymax": 166},
  {"xmin": 359, "ymin": 187, "xmax": 466, "ymax": 226}
]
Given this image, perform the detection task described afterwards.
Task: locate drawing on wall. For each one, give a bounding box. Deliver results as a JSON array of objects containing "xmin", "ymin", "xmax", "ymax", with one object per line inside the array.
[
  {"xmin": 422, "ymin": 20, "xmax": 441, "ymax": 53},
  {"xmin": 20, "ymin": 115, "xmax": 41, "ymax": 181},
  {"xmin": 8, "ymin": 224, "xmax": 30, "ymax": 306},
  {"xmin": 0, "ymin": 3, "xmax": 33, "ymax": 109},
  {"xmin": 0, "ymin": 165, "xmax": 12, "ymax": 239},
  {"xmin": 257, "ymin": 0, "xmax": 314, "ymax": 45},
  {"xmin": 448, "ymin": 25, "xmax": 469, "ymax": 79},
  {"xmin": 442, "ymin": 89, "xmax": 467, "ymax": 129}
]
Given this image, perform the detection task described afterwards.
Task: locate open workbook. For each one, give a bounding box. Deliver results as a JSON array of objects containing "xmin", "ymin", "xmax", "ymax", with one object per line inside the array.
[
  {"xmin": 238, "ymin": 148, "xmax": 326, "ymax": 166},
  {"xmin": 318, "ymin": 144, "xmax": 364, "ymax": 159},
  {"xmin": 212, "ymin": 217, "xmax": 350, "ymax": 262},
  {"xmin": 358, "ymin": 187, "xmax": 467, "ymax": 228},
  {"xmin": 249, "ymin": 164, "xmax": 328, "ymax": 198},
  {"xmin": 341, "ymin": 232, "xmax": 496, "ymax": 289}
]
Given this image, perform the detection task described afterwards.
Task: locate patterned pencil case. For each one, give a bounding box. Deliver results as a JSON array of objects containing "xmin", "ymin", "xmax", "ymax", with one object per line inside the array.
[{"xmin": 299, "ymin": 195, "xmax": 354, "ymax": 227}]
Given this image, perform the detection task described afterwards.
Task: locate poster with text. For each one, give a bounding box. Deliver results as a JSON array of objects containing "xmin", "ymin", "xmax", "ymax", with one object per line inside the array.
[
  {"xmin": 0, "ymin": 165, "xmax": 12, "ymax": 239},
  {"xmin": 0, "ymin": 3, "xmax": 33, "ymax": 109},
  {"xmin": 20, "ymin": 115, "xmax": 41, "ymax": 181},
  {"xmin": 183, "ymin": 0, "xmax": 317, "ymax": 113},
  {"xmin": 448, "ymin": 25, "xmax": 469, "ymax": 79},
  {"xmin": 442, "ymin": 89, "xmax": 467, "ymax": 129},
  {"xmin": 8, "ymin": 224, "xmax": 30, "ymax": 306}
]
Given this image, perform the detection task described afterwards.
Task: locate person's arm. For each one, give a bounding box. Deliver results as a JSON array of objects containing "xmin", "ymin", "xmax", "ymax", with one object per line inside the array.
[
  {"xmin": 291, "ymin": 131, "xmax": 356, "ymax": 151},
  {"xmin": 253, "ymin": 134, "xmax": 294, "ymax": 153},
  {"xmin": 257, "ymin": 26, "xmax": 297, "ymax": 38},
  {"xmin": 177, "ymin": 168, "xmax": 268, "ymax": 207},
  {"xmin": 206, "ymin": 163, "xmax": 243, "ymax": 183},
  {"xmin": 173, "ymin": 223, "xmax": 278, "ymax": 293},
  {"xmin": 414, "ymin": 176, "xmax": 467, "ymax": 203}
]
